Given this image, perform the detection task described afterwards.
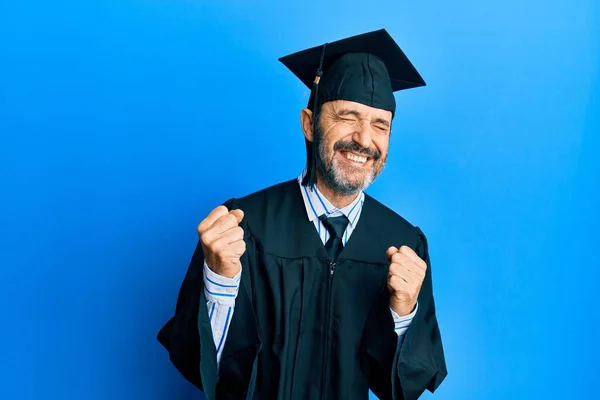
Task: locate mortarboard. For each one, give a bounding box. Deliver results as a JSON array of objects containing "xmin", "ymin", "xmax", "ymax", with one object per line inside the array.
[{"xmin": 278, "ymin": 29, "xmax": 426, "ymax": 187}]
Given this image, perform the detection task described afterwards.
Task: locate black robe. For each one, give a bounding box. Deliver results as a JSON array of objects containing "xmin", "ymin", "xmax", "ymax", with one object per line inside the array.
[{"xmin": 157, "ymin": 179, "xmax": 447, "ymax": 399}]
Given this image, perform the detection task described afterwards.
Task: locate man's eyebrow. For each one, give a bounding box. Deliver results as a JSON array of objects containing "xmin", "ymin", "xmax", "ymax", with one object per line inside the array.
[
  {"xmin": 374, "ymin": 118, "xmax": 390, "ymax": 127},
  {"xmin": 336, "ymin": 109, "xmax": 362, "ymax": 118},
  {"xmin": 336, "ymin": 108, "xmax": 390, "ymax": 127}
]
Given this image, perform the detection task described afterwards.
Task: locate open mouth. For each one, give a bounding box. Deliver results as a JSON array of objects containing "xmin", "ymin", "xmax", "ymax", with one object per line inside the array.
[{"xmin": 339, "ymin": 150, "xmax": 370, "ymax": 165}]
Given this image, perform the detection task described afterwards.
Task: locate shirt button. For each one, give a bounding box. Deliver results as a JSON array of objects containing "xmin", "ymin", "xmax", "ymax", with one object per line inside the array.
[
  {"xmin": 216, "ymin": 330, "xmax": 222, "ymax": 336},
  {"xmin": 226, "ymin": 288, "xmax": 235, "ymax": 293}
]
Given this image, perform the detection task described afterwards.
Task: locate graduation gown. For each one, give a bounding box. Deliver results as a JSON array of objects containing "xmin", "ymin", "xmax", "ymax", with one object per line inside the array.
[{"xmin": 157, "ymin": 178, "xmax": 447, "ymax": 399}]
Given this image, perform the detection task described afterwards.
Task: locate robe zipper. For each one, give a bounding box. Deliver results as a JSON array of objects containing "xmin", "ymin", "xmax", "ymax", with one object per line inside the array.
[{"xmin": 321, "ymin": 261, "xmax": 336, "ymax": 399}]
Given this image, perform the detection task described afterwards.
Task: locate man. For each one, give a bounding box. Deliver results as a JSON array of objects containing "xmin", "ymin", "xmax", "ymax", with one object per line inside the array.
[{"xmin": 157, "ymin": 29, "xmax": 447, "ymax": 400}]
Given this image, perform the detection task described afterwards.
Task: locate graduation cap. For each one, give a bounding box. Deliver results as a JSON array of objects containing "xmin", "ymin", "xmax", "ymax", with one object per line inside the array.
[{"xmin": 278, "ymin": 28, "xmax": 426, "ymax": 187}]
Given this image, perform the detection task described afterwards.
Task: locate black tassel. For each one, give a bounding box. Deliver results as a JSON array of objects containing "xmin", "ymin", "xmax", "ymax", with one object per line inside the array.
[{"xmin": 303, "ymin": 43, "xmax": 327, "ymax": 188}]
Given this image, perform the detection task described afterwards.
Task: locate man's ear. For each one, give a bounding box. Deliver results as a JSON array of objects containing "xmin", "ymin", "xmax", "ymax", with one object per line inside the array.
[{"xmin": 300, "ymin": 108, "xmax": 314, "ymax": 143}]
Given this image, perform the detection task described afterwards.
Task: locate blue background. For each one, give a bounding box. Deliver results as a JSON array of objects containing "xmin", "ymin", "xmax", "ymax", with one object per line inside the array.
[{"xmin": 1, "ymin": 0, "xmax": 598, "ymax": 399}]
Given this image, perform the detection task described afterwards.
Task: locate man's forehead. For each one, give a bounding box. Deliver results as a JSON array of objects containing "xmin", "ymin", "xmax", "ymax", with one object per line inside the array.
[{"xmin": 326, "ymin": 100, "xmax": 393, "ymax": 120}]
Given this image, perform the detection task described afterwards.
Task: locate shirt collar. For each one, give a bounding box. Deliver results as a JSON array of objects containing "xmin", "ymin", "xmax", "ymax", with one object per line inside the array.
[{"xmin": 297, "ymin": 170, "xmax": 364, "ymax": 228}]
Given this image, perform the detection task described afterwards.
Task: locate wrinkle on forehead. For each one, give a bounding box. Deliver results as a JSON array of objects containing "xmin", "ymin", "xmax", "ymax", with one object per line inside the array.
[{"xmin": 325, "ymin": 100, "xmax": 392, "ymax": 125}]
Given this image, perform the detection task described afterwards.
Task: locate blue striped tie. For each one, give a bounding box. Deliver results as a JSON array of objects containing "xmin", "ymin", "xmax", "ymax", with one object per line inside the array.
[{"xmin": 319, "ymin": 215, "xmax": 349, "ymax": 261}]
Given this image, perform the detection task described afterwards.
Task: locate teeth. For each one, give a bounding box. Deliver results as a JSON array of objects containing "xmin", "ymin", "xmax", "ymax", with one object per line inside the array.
[{"xmin": 345, "ymin": 153, "xmax": 367, "ymax": 163}]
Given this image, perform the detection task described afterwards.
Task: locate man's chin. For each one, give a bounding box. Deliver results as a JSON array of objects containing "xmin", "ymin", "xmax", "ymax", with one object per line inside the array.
[
  {"xmin": 333, "ymin": 173, "xmax": 373, "ymax": 193},
  {"xmin": 320, "ymin": 160, "xmax": 378, "ymax": 194}
]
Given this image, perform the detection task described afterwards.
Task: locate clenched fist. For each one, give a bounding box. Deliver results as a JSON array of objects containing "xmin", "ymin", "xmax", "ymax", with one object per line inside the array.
[
  {"xmin": 197, "ymin": 205, "xmax": 246, "ymax": 278},
  {"xmin": 386, "ymin": 245, "xmax": 427, "ymax": 317}
]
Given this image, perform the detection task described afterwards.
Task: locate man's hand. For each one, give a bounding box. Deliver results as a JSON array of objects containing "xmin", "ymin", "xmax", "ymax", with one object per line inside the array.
[
  {"xmin": 197, "ymin": 205, "xmax": 246, "ymax": 278},
  {"xmin": 386, "ymin": 245, "xmax": 427, "ymax": 317}
]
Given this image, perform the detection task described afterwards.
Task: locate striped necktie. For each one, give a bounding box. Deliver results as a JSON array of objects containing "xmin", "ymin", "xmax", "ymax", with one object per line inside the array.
[{"xmin": 319, "ymin": 215, "xmax": 349, "ymax": 261}]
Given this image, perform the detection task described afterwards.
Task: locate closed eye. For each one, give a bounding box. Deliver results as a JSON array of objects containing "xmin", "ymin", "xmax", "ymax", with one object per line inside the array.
[
  {"xmin": 336, "ymin": 109, "xmax": 361, "ymax": 123},
  {"xmin": 373, "ymin": 118, "xmax": 391, "ymax": 134},
  {"xmin": 374, "ymin": 118, "xmax": 390, "ymax": 129}
]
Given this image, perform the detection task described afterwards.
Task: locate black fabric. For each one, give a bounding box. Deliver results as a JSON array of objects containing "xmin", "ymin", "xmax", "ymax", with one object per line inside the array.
[
  {"xmin": 279, "ymin": 29, "xmax": 426, "ymax": 118},
  {"xmin": 314, "ymin": 52, "xmax": 396, "ymax": 116},
  {"xmin": 319, "ymin": 214, "xmax": 349, "ymax": 262},
  {"xmin": 157, "ymin": 179, "xmax": 447, "ymax": 400}
]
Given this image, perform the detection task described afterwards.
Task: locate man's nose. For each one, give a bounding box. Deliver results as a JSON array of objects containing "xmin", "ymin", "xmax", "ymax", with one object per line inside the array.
[{"xmin": 352, "ymin": 124, "xmax": 374, "ymax": 150}]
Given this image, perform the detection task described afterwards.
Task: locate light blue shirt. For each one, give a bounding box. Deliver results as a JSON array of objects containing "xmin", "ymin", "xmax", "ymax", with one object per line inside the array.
[{"xmin": 203, "ymin": 172, "xmax": 417, "ymax": 363}]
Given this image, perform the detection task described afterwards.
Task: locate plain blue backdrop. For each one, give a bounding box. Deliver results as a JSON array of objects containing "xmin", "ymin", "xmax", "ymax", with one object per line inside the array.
[{"xmin": 1, "ymin": 0, "xmax": 599, "ymax": 399}]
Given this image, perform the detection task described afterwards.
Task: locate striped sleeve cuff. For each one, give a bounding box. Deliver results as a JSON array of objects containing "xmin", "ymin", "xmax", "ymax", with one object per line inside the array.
[
  {"xmin": 203, "ymin": 260, "xmax": 241, "ymax": 307},
  {"xmin": 391, "ymin": 302, "xmax": 418, "ymax": 336}
]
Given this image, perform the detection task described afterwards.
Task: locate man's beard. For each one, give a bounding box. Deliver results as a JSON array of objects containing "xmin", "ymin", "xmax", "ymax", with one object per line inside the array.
[{"xmin": 315, "ymin": 125, "xmax": 387, "ymax": 196}]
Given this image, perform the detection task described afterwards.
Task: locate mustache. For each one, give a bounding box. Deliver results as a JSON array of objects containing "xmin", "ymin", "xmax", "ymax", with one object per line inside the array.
[{"xmin": 333, "ymin": 141, "xmax": 381, "ymax": 160}]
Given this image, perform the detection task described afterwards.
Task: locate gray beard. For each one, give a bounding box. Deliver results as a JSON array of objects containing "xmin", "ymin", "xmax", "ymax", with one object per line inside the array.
[{"xmin": 315, "ymin": 129, "xmax": 386, "ymax": 196}]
